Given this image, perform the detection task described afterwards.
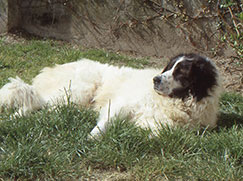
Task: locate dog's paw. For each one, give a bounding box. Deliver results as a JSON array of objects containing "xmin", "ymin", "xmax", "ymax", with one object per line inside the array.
[{"xmin": 88, "ymin": 126, "xmax": 103, "ymax": 140}]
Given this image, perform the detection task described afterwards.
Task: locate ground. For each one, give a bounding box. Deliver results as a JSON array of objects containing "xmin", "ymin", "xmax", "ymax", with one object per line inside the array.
[
  {"xmin": 216, "ymin": 57, "xmax": 242, "ymax": 94},
  {"xmin": 0, "ymin": 31, "xmax": 243, "ymax": 181}
]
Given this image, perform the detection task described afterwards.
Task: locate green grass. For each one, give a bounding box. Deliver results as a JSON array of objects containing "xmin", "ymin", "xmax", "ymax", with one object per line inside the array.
[
  {"xmin": 0, "ymin": 38, "xmax": 149, "ymax": 86},
  {"xmin": 0, "ymin": 37, "xmax": 242, "ymax": 180}
]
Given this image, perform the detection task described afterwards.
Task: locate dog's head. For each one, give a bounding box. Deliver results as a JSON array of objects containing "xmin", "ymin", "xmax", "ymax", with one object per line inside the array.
[{"xmin": 153, "ymin": 53, "xmax": 218, "ymax": 101}]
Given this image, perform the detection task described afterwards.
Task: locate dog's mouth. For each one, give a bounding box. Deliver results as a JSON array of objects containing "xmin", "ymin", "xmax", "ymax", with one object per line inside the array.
[{"xmin": 154, "ymin": 86, "xmax": 169, "ymax": 97}]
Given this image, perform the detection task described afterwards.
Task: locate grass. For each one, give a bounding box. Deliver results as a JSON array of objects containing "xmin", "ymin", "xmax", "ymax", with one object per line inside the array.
[
  {"xmin": 0, "ymin": 37, "xmax": 242, "ymax": 180},
  {"xmin": 0, "ymin": 37, "xmax": 149, "ymax": 86}
]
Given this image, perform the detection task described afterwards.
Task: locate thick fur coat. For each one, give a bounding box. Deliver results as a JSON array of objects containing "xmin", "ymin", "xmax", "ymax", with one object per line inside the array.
[{"xmin": 0, "ymin": 54, "xmax": 222, "ymax": 137}]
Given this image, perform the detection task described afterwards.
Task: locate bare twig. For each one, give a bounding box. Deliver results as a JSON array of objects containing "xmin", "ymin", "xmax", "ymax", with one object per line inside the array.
[{"xmin": 228, "ymin": 6, "xmax": 241, "ymax": 37}]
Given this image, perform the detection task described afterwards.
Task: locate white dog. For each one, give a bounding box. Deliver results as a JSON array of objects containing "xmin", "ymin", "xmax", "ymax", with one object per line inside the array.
[{"xmin": 0, "ymin": 53, "xmax": 222, "ymax": 137}]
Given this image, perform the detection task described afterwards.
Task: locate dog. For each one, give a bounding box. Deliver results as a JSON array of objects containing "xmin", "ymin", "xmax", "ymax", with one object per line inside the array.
[{"xmin": 0, "ymin": 53, "xmax": 222, "ymax": 137}]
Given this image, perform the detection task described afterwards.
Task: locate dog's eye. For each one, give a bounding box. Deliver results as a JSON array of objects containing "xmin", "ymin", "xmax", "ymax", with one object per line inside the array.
[
  {"xmin": 176, "ymin": 75, "xmax": 191, "ymax": 86},
  {"xmin": 175, "ymin": 64, "xmax": 191, "ymax": 75},
  {"xmin": 175, "ymin": 66, "xmax": 183, "ymax": 73}
]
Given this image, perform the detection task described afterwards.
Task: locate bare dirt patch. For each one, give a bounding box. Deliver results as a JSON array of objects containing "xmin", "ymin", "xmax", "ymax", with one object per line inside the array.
[
  {"xmin": 216, "ymin": 57, "xmax": 242, "ymax": 95},
  {"xmin": 85, "ymin": 169, "xmax": 133, "ymax": 181}
]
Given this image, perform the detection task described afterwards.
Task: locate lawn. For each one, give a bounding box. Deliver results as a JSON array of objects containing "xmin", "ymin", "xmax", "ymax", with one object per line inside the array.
[{"xmin": 0, "ymin": 36, "xmax": 242, "ymax": 180}]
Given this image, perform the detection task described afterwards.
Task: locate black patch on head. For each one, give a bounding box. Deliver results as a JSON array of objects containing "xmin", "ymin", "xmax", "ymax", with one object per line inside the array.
[
  {"xmin": 167, "ymin": 53, "xmax": 218, "ymax": 101},
  {"xmin": 162, "ymin": 54, "xmax": 184, "ymax": 73}
]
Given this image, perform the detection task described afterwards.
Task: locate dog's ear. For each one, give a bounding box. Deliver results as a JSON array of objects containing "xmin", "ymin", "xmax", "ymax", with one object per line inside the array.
[{"xmin": 190, "ymin": 57, "xmax": 217, "ymax": 101}]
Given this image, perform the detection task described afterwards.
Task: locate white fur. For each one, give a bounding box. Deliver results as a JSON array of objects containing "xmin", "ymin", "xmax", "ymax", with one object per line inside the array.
[{"xmin": 0, "ymin": 59, "xmax": 222, "ymax": 137}]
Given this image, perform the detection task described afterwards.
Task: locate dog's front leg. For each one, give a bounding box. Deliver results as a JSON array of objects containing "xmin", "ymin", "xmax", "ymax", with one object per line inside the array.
[
  {"xmin": 89, "ymin": 118, "xmax": 108, "ymax": 139},
  {"xmin": 89, "ymin": 101, "xmax": 121, "ymax": 139}
]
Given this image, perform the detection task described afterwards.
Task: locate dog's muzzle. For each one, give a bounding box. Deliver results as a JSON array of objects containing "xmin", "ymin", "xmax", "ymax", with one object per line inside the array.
[
  {"xmin": 153, "ymin": 76, "xmax": 161, "ymax": 85},
  {"xmin": 153, "ymin": 75, "xmax": 163, "ymax": 94}
]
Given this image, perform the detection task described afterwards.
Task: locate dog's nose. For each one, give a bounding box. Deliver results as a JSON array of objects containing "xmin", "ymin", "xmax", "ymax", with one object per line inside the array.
[{"xmin": 153, "ymin": 76, "xmax": 161, "ymax": 84}]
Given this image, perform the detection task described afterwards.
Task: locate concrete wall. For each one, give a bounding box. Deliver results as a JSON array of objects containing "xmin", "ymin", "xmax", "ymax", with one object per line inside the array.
[
  {"xmin": 20, "ymin": 0, "xmax": 71, "ymax": 40},
  {"xmin": 0, "ymin": 0, "xmax": 8, "ymax": 34},
  {"xmin": 0, "ymin": 0, "xmax": 234, "ymax": 57},
  {"xmin": 8, "ymin": 0, "xmax": 21, "ymax": 30},
  {"xmin": 68, "ymin": 0, "xmax": 222, "ymax": 57},
  {"xmin": 0, "ymin": 0, "xmax": 22, "ymax": 33}
]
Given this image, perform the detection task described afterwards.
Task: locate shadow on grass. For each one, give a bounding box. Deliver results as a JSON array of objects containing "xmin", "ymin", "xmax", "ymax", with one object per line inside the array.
[{"xmin": 216, "ymin": 112, "xmax": 243, "ymax": 129}]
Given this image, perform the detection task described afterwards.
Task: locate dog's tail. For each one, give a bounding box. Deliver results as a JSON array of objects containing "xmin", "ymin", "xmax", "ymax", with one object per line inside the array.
[{"xmin": 0, "ymin": 77, "xmax": 45, "ymax": 115}]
